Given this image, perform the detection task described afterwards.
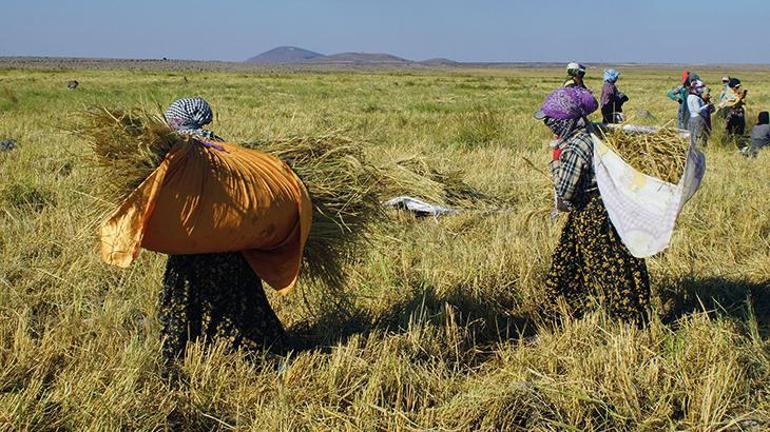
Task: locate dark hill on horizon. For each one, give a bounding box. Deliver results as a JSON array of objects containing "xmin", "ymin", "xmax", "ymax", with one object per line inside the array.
[
  {"xmin": 246, "ymin": 46, "xmax": 422, "ymax": 65},
  {"xmin": 307, "ymin": 52, "xmax": 411, "ymax": 65},
  {"xmin": 419, "ymin": 58, "xmax": 460, "ymax": 66},
  {"xmin": 246, "ymin": 46, "xmax": 325, "ymax": 64}
]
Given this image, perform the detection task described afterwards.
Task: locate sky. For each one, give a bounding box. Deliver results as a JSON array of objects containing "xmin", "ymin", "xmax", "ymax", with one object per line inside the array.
[{"xmin": 2, "ymin": 0, "xmax": 769, "ymax": 64}]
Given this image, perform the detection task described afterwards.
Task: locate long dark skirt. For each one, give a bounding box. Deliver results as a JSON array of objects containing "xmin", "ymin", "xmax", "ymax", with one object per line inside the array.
[
  {"xmin": 688, "ymin": 116, "xmax": 710, "ymax": 147},
  {"xmin": 159, "ymin": 252, "xmax": 286, "ymax": 360},
  {"xmin": 544, "ymin": 192, "xmax": 651, "ymax": 322},
  {"xmin": 726, "ymin": 107, "xmax": 746, "ymax": 138},
  {"xmin": 678, "ymin": 101, "xmax": 689, "ymax": 130}
]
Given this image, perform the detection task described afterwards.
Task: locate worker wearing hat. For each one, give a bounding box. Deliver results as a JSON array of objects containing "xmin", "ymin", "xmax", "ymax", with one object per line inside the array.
[
  {"xmin": 564, "ymin": 62, "xmax": 587, "ymax": 89},
  {"xmin": 723, "ymin": 78, "xmax": 748, "ymax": 142}
]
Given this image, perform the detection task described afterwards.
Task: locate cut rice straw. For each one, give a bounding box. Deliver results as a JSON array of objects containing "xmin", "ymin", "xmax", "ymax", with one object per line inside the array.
[
  {"xmin": 597, "ymin": 126, "xmax": 688, "ymax": 184},
  {"xmin": 78, "ymin": 107, "xmax": 490, "ymax": 292}
]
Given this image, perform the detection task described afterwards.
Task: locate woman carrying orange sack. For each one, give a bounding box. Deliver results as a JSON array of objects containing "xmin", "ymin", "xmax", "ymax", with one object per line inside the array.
[{"xmin": 99, "ymin": 97, "xmax": 312, "ymax": 361}]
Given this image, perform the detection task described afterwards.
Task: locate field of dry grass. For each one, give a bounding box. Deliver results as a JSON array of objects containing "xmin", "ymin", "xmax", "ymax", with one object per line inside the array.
[{"xmin": 1, "ymin": 65, "xmax": 769, "ymax": 431}]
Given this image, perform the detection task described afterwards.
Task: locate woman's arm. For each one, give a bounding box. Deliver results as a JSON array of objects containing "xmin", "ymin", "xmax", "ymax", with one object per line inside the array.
[
  {"xmin": 726, "ymin": 89, "xmax": 747, "ymax": 107},
  {"xmin": 667, "ymin": 86, "xmax": 683, "ymax": 102}
]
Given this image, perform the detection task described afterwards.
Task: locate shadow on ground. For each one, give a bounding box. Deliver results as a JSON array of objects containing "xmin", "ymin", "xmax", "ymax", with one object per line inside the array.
[
  {"xmin": 657, "ymin": 275, "xmax": 770, "ymax": 334},
  {"xmin": 288, "ymin": 275, "xmax": 770, "ymax": 353},
  {"xmin": 288, "ymin": 283, "xmax": 536, "ymax": 353}
]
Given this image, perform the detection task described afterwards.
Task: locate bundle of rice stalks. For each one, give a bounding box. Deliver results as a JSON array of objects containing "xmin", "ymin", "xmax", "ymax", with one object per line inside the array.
[
  {"xmin": 81, "ymin": 108, "xmax": 179, "ymax": 201},
  {"xmin": 245, "ymin": 134, "xmax": 385, "ymax": 289},
  {"xmin": 378, "ymin": 155, "xmax": 493, "ymax": 207},
  {"xmin": 598, "ymin": 128, "xmax": 688, "ymax": 183},
  {"xmin": 80, "ymin": 107, "xmax": 487, "ymax": 291}
]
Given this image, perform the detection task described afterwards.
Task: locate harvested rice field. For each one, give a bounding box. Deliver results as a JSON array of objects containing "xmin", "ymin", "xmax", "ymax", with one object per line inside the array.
[{"xmin": 1, "ymin": 66, "xmax": 770, "ymax": 431}]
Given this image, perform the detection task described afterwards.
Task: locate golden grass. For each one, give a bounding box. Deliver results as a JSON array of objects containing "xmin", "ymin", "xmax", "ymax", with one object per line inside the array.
[{"xmin": 1, "ymin": 66, "xmax": 769, "ymax": 431}]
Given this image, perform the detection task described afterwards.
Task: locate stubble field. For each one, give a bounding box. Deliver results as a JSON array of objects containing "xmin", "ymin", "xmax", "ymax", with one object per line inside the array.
[{"xmin": 1, "ymin": 65, "xmax": 769, "ymax": 431}]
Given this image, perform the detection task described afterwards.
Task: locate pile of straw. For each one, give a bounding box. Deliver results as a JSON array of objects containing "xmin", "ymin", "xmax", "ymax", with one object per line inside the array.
[
  {"xmin": 599, "ymin": 128, "xmax": 688, "ymax": 183},
  {"xmin": 378, "ymin": 155, "xmax": 493, "ymax": 207},
  {"xmin": 81, "ymin": 110, "xmax": 386, "ymax": 288}
]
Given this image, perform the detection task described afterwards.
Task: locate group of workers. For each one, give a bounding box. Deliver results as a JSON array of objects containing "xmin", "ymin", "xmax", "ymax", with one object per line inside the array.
[
  {"xmin": 567, "ymin": 62, "xmax": 769, "ymax": 154},
  {"xmin": 111, "ymin": 63, "xmax": 766, "ymax": 365},
  {"xmin": 537, "ymin": 62, "xmax": 770, "ymax": 330},
  {"xmin": 666, "ymin": 71, "xmax": 751, "ymax": 148},
  {"xmin": 668, "ymin": 70, "xmax": 770, "ymax": 156}
]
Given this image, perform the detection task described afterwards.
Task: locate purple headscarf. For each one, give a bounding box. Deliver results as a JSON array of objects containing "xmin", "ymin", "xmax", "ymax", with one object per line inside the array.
[{"xmin": 536, "ymin": 87, "xmax": 598, "ymax": 120}]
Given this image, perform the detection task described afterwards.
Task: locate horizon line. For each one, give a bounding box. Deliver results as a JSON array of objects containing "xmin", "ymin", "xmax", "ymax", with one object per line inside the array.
[{"xmin": 2, "ymin": 55, "xmax": 770, "ymax": 67}]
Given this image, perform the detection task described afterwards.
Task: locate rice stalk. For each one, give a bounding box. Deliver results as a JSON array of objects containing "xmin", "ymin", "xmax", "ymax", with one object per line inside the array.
[
  {"xmin": 79, "ymin": 108, "xmax": 181, "ymax": 201},
  {"xmin": 378, "ymin": 154, "xmax": 495, "ymax": 207},
  {"xmin": 246, "ymin": 134, "xmax": 386, "ymax": 290},
  {"xmin": 598, "ymin": 128, "xmax": 688, "ymax": 183}
]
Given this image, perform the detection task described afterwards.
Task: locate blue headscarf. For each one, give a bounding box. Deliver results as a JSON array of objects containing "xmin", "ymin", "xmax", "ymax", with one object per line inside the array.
[
  {"xmin": 164, "ymin": 97, "xmax": 223, "ymax": 142},
  {"xmin": 603, "ymin": 69, "xmax": 620, "ymax": 83}
]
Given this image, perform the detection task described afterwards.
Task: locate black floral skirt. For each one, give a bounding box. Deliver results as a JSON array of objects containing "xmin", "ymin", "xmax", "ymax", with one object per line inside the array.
[
  {"xmin": 544, "ymin": 192, "xmax": 651, "ymax": 322},
  {"xmin": 725, "ymin": 107, "xmax": 746, "ymax": 137},
  {"xmin": 159, "ymin": 252, "xmax": 286, "ymax": 360}
]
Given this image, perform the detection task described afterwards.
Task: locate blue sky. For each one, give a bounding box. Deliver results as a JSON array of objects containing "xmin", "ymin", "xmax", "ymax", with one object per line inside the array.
[{"xmin": 2, "ymin": 0, "xmax": 768, "ymax": 63}]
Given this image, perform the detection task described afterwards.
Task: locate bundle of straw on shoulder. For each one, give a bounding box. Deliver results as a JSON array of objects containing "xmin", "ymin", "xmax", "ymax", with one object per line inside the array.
[
  {"xmin": 597, "ymin": 127, "xmax": 688, "ymax": 184},
  {"xmin": 80, "ymin": 108, "xmax": 489, "ymax": 290}
]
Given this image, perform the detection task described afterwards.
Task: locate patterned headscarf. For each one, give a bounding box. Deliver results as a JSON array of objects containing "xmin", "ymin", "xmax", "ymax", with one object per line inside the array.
[
  {"xmin": 603, "ymin": 68, "xmax": 620, "ymax": 83},
  {"xmin": 690, "ymin": 80, "xmax": 706, "ymax": 96},
  {"xmin": 545, "ymin": 117, "xmax": 587, "ymax": 140},
  {"xmin": 164, "ymin": 97, "xmax": 223, "ymax": 142},
  {"xmin": 535, "ymin": 87, "xmax": 598, "ymax": 120}
]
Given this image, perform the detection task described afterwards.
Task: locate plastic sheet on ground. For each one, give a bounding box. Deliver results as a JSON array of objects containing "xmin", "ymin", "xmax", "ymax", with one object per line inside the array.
[{"xmin": 383, "ymin": 196, "xmax": 457, "ymax": 217}]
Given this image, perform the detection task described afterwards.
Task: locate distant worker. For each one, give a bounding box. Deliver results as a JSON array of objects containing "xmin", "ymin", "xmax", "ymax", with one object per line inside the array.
[
  {"xmin": 744, "ymin": 111, "xmax": 770, "ymax": 157},
  {"xmin": 667, "ymin": 70, "xmax": 698, "ymax": 130},
  {"xmin": 534, "ymin": 86, "xmax": 650, "ymax": 322},
  {"xmin": 600, "ymin": 68, "xmax": 628, "ymax": 123},
  {"xmin": 719, "ymin": 76, "xmax": 731, "ymax": 105},
  {"xmin": 564, "ymin": 62, "xmax": 587, "ymax": 89},
  {"xmin": 721, "ymin": 78, "xmax": 748, "ymax": 143},
  {"xmin": 702, "ymin": 86, "xmax": 716, "ymax": 136},
  {"xmin": 687, "ymin": 80, "xmax": 713, "ymax": 146}
]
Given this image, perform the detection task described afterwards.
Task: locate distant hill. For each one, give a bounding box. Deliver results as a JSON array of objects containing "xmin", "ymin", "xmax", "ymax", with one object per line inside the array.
[
  {"xmin": 245, "ymin": 47, "xmax": 420, "ymax": 65},
  {"xmin": 419, "ymin": 58, "xmax": 460, "ymax": 67},
  {"xmin": 307, "ymin": 52, "xmax": 411, "ymax": 65},
  {"xmin": 245, "ymin": 46, "xmax": 325, "ymax": 64}
]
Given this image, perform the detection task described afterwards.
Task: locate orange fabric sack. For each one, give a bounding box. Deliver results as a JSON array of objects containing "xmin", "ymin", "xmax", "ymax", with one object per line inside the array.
[{"xmin": 100, "ymin": 140, "xmax": 313, "ymax": 294}]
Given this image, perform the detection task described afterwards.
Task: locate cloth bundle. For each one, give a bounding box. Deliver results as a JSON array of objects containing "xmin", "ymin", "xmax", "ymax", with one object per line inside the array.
[
  {"xmin": 591, "ymin": 129, "xmax": 705, "ymax": 258},
  {"xmin": 100, "ymin": 138, "xmax": 313, "ymax": 293}
]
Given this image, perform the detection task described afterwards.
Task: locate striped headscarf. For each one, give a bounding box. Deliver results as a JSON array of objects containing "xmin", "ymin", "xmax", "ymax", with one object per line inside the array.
[{"xmin": 164, "ymin": 97, "xmax": 223, "ymax": 142}]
